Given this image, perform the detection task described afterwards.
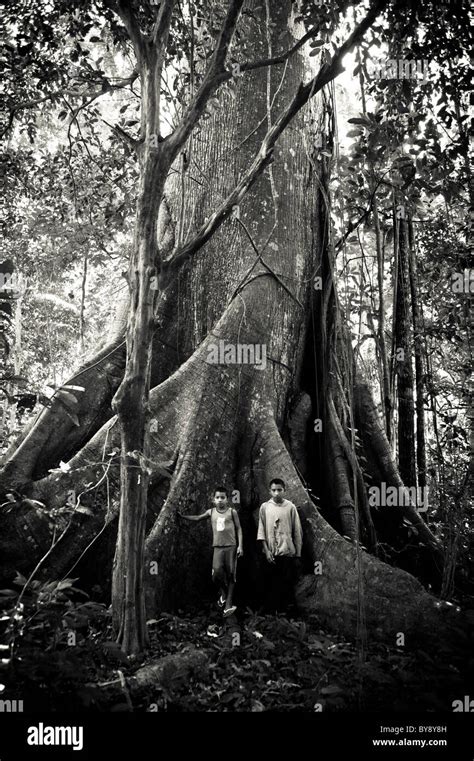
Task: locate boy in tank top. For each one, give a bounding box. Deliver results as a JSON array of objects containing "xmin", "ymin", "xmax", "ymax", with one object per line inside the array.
[{"xmin": 180, "ymin": 486, "xmax": 243, "ymax": 616}]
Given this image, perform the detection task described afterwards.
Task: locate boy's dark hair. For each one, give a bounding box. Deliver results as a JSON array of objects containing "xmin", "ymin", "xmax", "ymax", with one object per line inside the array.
[
  {"xmin": 214, "ymin": 486, "xmax": 229, "ymax": 497},
  {"xmin": 269, "ymin": 478, "xmax": 285, "ymax": 489}
]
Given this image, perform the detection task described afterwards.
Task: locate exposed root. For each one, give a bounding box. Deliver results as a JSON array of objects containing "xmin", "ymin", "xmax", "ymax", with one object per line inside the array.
[{"xmin": 254, "ymin": 412, "xmax": 468, "ymax": 650}]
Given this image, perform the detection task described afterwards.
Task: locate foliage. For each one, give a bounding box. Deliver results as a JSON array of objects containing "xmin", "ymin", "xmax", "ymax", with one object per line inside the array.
[
  {"xmin": 0, "ymin": 573, "xmax": 110, "ymax": 710},
  {"xmin": 326, "ymin": 0, "xmax": 472, "ymax": 580},
  {"xmin": 2, "ymin": 603, "xmax": 471, "ymax": 712},
  {"xmin": 133, "ymin": 610, "xmax": 473, "ymax": 712}
]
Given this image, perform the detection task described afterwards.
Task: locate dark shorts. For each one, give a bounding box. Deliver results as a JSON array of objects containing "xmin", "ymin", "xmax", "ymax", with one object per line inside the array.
[{"xmin": 212, "ymin": 546, "xmax": 237, "ymax": 583}]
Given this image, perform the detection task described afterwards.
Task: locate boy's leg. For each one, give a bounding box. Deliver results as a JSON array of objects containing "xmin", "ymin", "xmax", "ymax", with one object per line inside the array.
[
  {"xmin": 212, "ymin": 549, "xmax": 228, "ymax": 603},
  {"xmin": 269, "ymin": 556, "xmax": 293, "ymax": 612},
  {"xmin": 224, "ymin": 547, "xmax": 237, "ymax": 612},
  {"xmin": 272, "ymin": 557, "xmax": 285, "ymax": 611},
  {"xmin": 262, "ymin": 557, "xmax": 278, "ymax": 613},
  {"xmin": 225, "ymin": 580, "xmax": 235, "ymax": 608},
  {"xmin": 278, "ymin": 556, "xmax": 296, "ymax": 612}
]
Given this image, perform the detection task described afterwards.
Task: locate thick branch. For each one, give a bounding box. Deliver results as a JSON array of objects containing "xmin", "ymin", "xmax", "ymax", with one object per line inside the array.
[
  {"xmin": 101, "ymin": 119, "xmax": 140, "ymax": 150},
  {"xmin": 166, "ymin": 0, "xmax": 245, "ymax": 157},
  {"xmin": 213, "ymin": 0, "xmax": 246, "ymax": 70},
  {"xmin": 150, "ymin": 0, "xmax": 177, "ymax": 45},
  {"xmin": 240, "ymin": 25, "xmax": 323, "ymax": 74},
  {"xmin": 115, "ymin": 0, "xmax": 145, "ymax": 63},
  {"xmin": 145, "ymin": 0, "xmax": 176, "ymax": 135}
]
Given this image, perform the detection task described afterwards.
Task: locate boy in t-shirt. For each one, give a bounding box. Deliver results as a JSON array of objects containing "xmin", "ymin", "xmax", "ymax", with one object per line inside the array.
[
  {"xmin": 180, "ymin": 487, "xmax": 243, "ymax": 617},
  {"xmin": 257, "ymin": 478, "xmax": 303, "ymax": 613}
]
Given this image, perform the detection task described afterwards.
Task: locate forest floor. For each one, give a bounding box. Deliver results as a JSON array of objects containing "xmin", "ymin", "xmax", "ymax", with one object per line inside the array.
[{"xmin": 3, "ymin": 595, "xmax": 473, "ymax": 713}]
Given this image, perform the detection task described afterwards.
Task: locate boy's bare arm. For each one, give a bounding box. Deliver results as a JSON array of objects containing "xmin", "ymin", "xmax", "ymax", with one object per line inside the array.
[
  {"xmin": 291, "ymin": 504, "xmax": 303, "ymax": 557},
  {"xmin": 257, "ymin": 505, "xmax": 274, "ymax": 562},
  {"xmin": 179, "ymin": 510, "xmax": 210, "ymax": 522},
  {"xmin": 260, "ymin": 539, "xmax": 274, "ymax": 563},
  {"xmin": 233, "ymin": 510, "xmax": 244, "ymax": 556}
]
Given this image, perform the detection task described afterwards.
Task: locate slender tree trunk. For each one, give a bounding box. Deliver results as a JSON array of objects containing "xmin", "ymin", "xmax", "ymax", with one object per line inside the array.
[
  {"xmin": 78, "ymin": 251, "xmax": 88, "ymax": 355},
  {"xmin": 394, "ymin": 210, "xmax": 416, "ymax": 487},
  {"xmin": 354, "ymin": 31, "xmax": 391, "ymax": 438},
  {"xmin": 408, "ymin": 219, "xmax": 426, "ymax": 489},
  {"xmin": 110, "ymin": 13, "xmax": 174, "ymax": 650},
  {"xmin": 373, "ymin": 200, "xmax": 391, "ymax": 439}
]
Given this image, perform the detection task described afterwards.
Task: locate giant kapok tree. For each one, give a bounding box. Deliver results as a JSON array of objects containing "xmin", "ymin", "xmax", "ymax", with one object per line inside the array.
[{"xmin": 1, "ymin": 0, "xmax": 470, "ymax": 654}]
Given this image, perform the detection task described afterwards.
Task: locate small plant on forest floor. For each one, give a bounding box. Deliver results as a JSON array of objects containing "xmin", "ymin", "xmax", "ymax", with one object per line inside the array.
[{"xmin": 0, "ymin": 573, "xmax": 110, "ymax": 710}]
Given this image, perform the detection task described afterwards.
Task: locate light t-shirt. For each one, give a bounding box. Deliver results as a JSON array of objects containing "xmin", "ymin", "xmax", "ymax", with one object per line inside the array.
[{"xmin": 257, "ymin": 498, "xmax": 303, "ymax": 557}]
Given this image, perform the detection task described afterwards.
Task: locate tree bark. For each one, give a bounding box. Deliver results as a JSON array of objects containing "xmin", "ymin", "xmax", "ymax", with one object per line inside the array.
[
  {"xmin": 373, "ymin": 199, "xmax": 392, "ymax": 439},
  {"xmin": 394, "ymin": 212, "xmax": 416, "ymax": 486},
  {"xmin": 408, "ymin": 219, "xmax": 426, "ymax": 489},
  {"xmin": 94, "ymin": 647, "xmax": 208, "ymax": 709},
  {"xmin": 354, "ymin": 377, "xmax": 441, "ymax": 554}
]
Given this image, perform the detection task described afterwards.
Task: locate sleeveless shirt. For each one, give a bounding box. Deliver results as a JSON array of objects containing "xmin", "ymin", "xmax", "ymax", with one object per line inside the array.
[{"xmin": 210, "ymin": 507, "xmax": 237, "ymax": 547}]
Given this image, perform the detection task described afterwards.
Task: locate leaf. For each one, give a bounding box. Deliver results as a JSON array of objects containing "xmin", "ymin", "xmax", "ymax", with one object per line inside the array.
[
  {"xmin": 64, "ymin": 410, "xmax": 80, "ymax": 427},
  {"xmin": 20, "ymin": 499, "xmax": 46, "ymax": 515},
  {"xmin": 321, "ymin": 684, "xmax": 342, "ymax": 695},
  {"xmin": 13, "ymin": 572, "xmax": 28, "ymax": 586},
  {"xmin": 59, "ymin": 460, "xmax": 71, "ymax": 472},
  {"xmin": 220, "ymin": 691, "xmax": 242, "ymax": 703},
  {"xmin": 75, "ymin": 505, "xmax": 94, "ymax": 516},
  {"xmin": 56, "ymin": 578, "xmax": 78, "ymax": 591},
  {"xmin": 348, "ymin": 117, "xmax": 371, "ymax": 126},
  {"xmin": 55, "ymin": 389, "xmax": 78, "ymax": 409},
  {"xmin": 307, "ymin": 636, "xmax": 325, "ymax": 651}
]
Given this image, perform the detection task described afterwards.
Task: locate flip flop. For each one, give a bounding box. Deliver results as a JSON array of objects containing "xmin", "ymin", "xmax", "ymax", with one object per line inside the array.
[{"xmin": 223, "ymin": 605, "xmax": 237, "ymax": 618}]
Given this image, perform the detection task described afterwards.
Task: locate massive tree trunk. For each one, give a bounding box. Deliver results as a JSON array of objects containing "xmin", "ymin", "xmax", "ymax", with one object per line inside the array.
[{"xmin": 0, "ymin": 0, "xmax": 460, "ymax": 651}]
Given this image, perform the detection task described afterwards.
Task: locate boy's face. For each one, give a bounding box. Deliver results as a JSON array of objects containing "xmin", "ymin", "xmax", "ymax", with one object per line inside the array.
[
  {"xmin": 270, "ymin": 484, "xmax": 285, "ymax": 503},
  {"xmin": 214, "ymin": 491, "xmax": 228, "ymax": 507}
]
